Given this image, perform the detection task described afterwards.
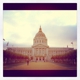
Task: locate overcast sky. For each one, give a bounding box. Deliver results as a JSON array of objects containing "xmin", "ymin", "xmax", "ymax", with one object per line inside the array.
[{"xmin": 3, "ymin": 10, "xmax": 77, "ymax": 49}]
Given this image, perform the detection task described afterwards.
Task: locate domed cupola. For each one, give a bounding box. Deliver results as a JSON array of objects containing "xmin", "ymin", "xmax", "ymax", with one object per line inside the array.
[{"xmin": 33, "ymin": 26, "xmax": 48, "ymax": 46}]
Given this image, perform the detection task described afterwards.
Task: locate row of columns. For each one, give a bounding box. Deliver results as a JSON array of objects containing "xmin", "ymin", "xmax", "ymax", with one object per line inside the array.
[
  {"xmin": 32, "ymin": 47, "xmax": 49, "ymax": 61},
  {"xmin": 34, "ymin": 48, "xmax": 46, "ymax": 55}
]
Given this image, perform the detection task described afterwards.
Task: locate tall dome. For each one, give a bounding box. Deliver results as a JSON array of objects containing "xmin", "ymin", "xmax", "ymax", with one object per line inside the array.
[{"xmin": 33, "ymin": 26, "xmax": 48, "ymax": 46}]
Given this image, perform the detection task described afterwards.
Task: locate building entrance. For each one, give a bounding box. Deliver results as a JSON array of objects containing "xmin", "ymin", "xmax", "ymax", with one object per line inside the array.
[{"xmin": 36, "ymin": 57, "xmax": 45, "ymax": 61}]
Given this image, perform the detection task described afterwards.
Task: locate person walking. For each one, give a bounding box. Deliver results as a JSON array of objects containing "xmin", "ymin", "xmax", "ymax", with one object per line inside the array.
[{"xmin": 26, "ymin": 59, "xmax": 29, "ymax": 65}]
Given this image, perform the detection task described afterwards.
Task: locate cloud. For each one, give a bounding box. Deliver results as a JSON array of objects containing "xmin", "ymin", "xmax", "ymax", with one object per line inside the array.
[
  {"xmin": 42, "ymin": 25, "xmax": 77, "ymax": 48},
  {"xmin": 3, "ymin": 10, "xmax": 77, "ymax": 49}
]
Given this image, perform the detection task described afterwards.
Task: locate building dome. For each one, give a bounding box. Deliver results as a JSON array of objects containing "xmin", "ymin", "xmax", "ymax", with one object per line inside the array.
[
  {"xmin": 34, "ymin": 26, "xmax": 47, "ymax": 39},
  {"xmin": 33, "ymin": 26, "xmax": 48, "ymax": 46}
]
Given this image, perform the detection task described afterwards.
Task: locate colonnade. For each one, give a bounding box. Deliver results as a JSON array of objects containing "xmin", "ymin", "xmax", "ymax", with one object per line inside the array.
[
  {"xmin": 34, "ymin": 48, "xmax": 46, "ymax": 55},
  {"xmin": 32, "ymin": 47, "xmax": 48, "ymax": 61}
]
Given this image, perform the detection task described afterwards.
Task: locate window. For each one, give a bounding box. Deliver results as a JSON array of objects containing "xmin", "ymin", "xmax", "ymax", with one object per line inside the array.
[{"xmin": 40, "ymin": 40, "xmax": 41, "ymax": 43}]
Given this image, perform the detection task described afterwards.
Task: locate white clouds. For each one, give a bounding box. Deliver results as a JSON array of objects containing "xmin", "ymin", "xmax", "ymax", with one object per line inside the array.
[
  {"xmin": 31, "ymin": 10, "xmax": 77, "ymax": 26},
  {"xmin": 4, "ymin": 10, "xmax": 77, "ymax": 27},
  {"xmin": 3, "ymin": 10, "xmax": 77, "ymax": 48},
  {"xmin": 3, "ymin": 22, "xmax": 15, "ymax": 40},
  {"xmin": 56, "ymin": 11, "xmax": 77, "ymax": 26}
]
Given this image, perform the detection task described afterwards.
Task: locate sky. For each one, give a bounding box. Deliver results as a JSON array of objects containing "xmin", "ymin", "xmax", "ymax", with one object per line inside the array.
[{"xmin": 3, "ymin": 10, "xmax": 77, "ymax": 49}]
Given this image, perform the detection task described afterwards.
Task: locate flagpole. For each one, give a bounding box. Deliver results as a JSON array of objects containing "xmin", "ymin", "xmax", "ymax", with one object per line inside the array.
[
  {"xmin": 6, "ymin": 42, "xmax": 8, "ymax": 50},
  {"xmin": 3, "ymin": 39, "xmax": 5, "ymax": 50},
  {"xmin": 12, "ymin": 45, "xmax": 13, "ymax": 48},
  {"xmin": 71, "ymin": 42, "xmax": 74, "ymax": 49},
  {"xmin": 6, "ymin": 42, "xmax": 9, "ymax": 49},
  {"xmin": 72, "ymin": 43, "xmax": 74, "ymax": 49}
]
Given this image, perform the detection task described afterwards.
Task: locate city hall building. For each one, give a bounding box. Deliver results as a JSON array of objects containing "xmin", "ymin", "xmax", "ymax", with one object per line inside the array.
[{"xmin": 7, "ymin": 26, "xmax": 74, "ymax": 61}]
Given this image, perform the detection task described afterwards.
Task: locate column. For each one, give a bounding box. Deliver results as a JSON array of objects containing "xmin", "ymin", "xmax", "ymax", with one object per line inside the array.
[
  {"xmin": 36, "ymin": 48, "xmax": 37, "ymax": 55},
  {"xmin": 32, "ymin": 48, "xmax": 35, "ymax": 61},
  {"xmin": 38, "ymin": 57, "xmax": 39, "ymax": 61},
  {"xmin": 42, "ymin": 48, "xmax": 43, "ymax": 55},
  {"xmin": 41, "ymin": 57, "xmax": 42, "ymax": 61},
  {"xmin": 41, "ymin": 48, "xmax": 42, "ymax": 55},
  {"xmin": 39, "ymin": 48, "xmax": 40, "ymax": 56},
  {"xmin": 46, "ymin": 48, "xmax": 48, "ymax": 55},
  {"xmin": 44, "ymin": 48, "xmax": 45, "ymax": 54},
  {"xmin": 38, "ymin": 48, "xmax": 39, "ymax": 56},
  {"xmin": 32, "ymin": 48, "xmax": 34, "ymax": 56},
  {"xmin": 43, "ymin": 48, "xmax": 44, "ymax": 56},
  {"xmin": 46, "ymin": 48, "xmax": 49, "ymax": 61}
]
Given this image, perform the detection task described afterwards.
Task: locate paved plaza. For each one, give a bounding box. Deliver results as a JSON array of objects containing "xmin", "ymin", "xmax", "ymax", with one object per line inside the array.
[{"xmin": 3, "ymin": 62, "xmax": 76, "ymax": 70}]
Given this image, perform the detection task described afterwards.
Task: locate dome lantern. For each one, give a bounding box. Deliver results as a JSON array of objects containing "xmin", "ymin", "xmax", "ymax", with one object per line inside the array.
[{"xmin": 39, "ymin": 25, "xmax": 42, "ymax": 32}]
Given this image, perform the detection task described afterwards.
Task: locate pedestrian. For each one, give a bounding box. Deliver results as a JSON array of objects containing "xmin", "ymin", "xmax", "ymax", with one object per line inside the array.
[{"xmin": 26, "ymin": 59, "xmax": 29, "ymax": 65}]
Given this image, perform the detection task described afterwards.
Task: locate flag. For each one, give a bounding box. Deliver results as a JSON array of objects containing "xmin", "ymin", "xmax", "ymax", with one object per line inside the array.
[
  {"xmin": 6, "ymin": 42, "xmax": 9, "ymax": 46},
  {"xmin": 3, "ymin": 39, "xmax": 5, "ymax": 41},
  {"xmin": 71, "ymin": 42, "xmax": 73, "ymax": 44}
]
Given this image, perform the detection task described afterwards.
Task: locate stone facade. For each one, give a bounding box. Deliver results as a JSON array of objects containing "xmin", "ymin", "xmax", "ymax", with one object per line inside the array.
[{"xmin": 7, "ymin": 26, "xmax": 74, "ymax": 61}]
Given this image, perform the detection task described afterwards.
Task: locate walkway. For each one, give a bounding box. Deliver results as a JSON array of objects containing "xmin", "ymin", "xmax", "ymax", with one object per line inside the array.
[{"xmin": 3, "ymin": 62, "xmax": 76, "ymax": 70}]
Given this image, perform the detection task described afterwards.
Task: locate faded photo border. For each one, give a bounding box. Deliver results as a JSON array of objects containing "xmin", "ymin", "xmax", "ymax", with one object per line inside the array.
[
  {"xmin": 3, "ymin": 3, "xmax": 77, "ymax": 10},
  {"xmin": 3, "ymin": 3, "xmax": 77, "ymax": 77}
]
